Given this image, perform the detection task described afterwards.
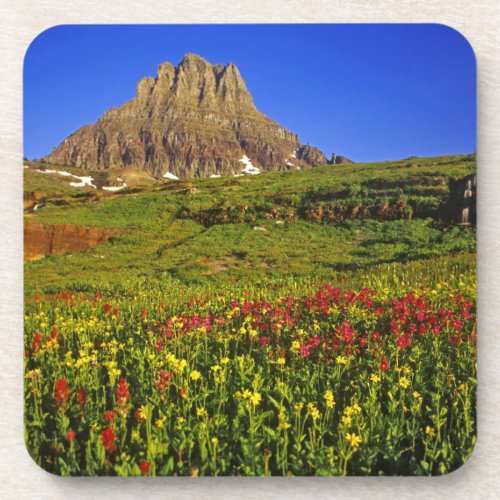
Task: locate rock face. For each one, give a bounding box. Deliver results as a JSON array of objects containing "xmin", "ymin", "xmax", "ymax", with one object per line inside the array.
[
  {"xmin": 329, "ymin": 153, "xmax": 354, "ymax": 165},
  {"xmin": 24, "ymin": 221, "xmax": 122, "ymax": 260},
  {"xmin": 43, "ymin": 54, "xmax": 332, "ymax": 178}
]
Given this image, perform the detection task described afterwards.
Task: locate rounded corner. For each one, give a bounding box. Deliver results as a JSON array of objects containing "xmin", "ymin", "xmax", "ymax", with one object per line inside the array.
[
  {"xmin": 23, "ymin": 426, "xmax": 65, "ymax": 477},
  {"xmin": 435, "ymin": 440, "xmax": 477, "ymax": 477},
  {"xmin": 23, "ymin": 24, "xmax": 70, "ymax": 72},
  {"xmin": 429, "ymin": 23, "xmax": 477, "ymax": 70}
]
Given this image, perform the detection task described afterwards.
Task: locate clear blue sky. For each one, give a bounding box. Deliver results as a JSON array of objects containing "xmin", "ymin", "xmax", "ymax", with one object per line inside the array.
[{"xmin": 24, "ymin": 24, "xmax": 476, "ymax": 162}]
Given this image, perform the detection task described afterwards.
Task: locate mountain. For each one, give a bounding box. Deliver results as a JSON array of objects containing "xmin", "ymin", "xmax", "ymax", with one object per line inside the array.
[{"xmin": 42, "ymin": 53, "xmax": 345, "ymax": 179}]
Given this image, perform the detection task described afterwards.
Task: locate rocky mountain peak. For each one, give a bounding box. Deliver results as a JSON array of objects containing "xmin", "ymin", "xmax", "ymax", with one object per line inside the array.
[{"xmin": 43, "ymin": 54, "xmax": 341, "ymax": 179}]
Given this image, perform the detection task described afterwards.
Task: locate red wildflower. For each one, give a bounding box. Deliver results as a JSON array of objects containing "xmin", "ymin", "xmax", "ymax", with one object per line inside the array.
[
  {"xmin": 53, "ymin": 378, "xmax": 70, "ymax": 410},
  {"xmin": 101, "ymin": 427, "xmax": 116, "ymax": 453},
  {"xmin": 140, "ymin": 308, "xmax": 148, "ymax": 320},
  {"xmin": 104, "ymin": 410, "xmax": 116, "ymax": 423},
  {"xmin": 300, "ymin": 345, "xmax": 310, "ymax": 358},
  {"xmin": 380, "ymin": 357, "xmax": 389, "ymax": 372},
  {"xmin": 66, "ymin": 431, "xmax": 77, "ymax": 442},
  {"xmin": 31, "ymin": 332, "xmax": 42, "ymax": 353},
  {"xmin": 260, "ymin": 336, "xmax": 270, "ymax": 346},
  {"xmin": 178, "ymin": 387, "xmax": 187, "ymax": 398},
  {"xmin": 359, "ymin": 337, "xmax": 367, "ymax": 348},
  {"xmin": 104, "ymin": 303, "xmax": 112, "ymax": 314},
  {"xmin": 155, "ymin": 370, "xmax": 173, "ymax": 393},
  {"xmin": 451, "ymin": 335, "xmax": 461, "ymax": 346},
  {"xmin": 397, "ymin": 337, "xmax": 407, "ymax": 350},
  {"xmin": 116, "ymin": 377, "xmax": 131, "ymax": 406},
  {"xmin": 139, "ymin": 460, "xmax": 150, "ymax": 475},
  {"xmin": 452, "ymin": 319, "xmax": 463, "ymax": 331},
  {"xmin": 77, "ymin": 387, "xmax": 86, "ymax": 408}
]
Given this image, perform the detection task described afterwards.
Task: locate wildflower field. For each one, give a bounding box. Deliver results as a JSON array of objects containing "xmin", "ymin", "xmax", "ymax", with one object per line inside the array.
[
  {"xmin": 24, "ymin": 155, "xmax": 476, "ymax": 475},
  {"xmin": 24, "ymin": 257, "xmax": 476, "ymax": 476}
]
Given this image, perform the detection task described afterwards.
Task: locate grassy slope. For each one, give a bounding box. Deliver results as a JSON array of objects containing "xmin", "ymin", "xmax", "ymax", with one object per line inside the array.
[{"xmin": 24, "ymin": 154, "xmax": 476, "ymax": 295}]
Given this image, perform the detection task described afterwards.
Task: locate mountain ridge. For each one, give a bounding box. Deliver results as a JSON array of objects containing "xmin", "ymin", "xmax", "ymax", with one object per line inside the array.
[{"xmin": 43, "ymin": 54, "xmax": 351, "ymax": 179}]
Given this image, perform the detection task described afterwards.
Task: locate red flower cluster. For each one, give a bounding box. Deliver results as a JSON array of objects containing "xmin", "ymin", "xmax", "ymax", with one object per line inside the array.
[
  {"xmin": 101, "ymin": 427, "xmax": 116, "ymax": 453},
  {"xmin": 116, "ymin": 377, "xmax": 130, "ymax": 406},
  {"xmin": 53, "ymin": 378, "xmax": 70, "ymax": 411},
  {"xmin": 155, "ymin": 370, "xmax": 173, "ymax": 393},
  {"xmin": 139, "ymin": 460, "xmax": 150, "ymax": 474}
]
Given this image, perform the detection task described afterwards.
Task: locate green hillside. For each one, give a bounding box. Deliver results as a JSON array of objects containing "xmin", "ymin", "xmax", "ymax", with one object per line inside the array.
[{"xmin": 24, "ymin": 154, "xmax": 475, "ymax": 295}]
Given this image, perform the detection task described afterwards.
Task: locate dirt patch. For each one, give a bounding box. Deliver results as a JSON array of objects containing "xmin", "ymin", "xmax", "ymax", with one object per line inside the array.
[
  {"xmin": 199, "ymin": 256, "xmax": 237, "ymax": 274},
  {"xmin": 24, "ymin": 221, "xmax": 124, "ymax": 261}
]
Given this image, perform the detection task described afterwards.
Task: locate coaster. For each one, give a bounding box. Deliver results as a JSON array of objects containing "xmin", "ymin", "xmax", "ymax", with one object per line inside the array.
[{"xmin": 23, "ymin": 24, "xmax": 476, "ymax": 476}]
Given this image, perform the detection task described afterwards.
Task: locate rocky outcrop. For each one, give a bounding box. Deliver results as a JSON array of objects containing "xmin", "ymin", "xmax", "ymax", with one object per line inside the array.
[
  {"xmin": 24, "ymin": 221, "xmax": 122, "ymax": 260},
  {"xmin": 328, "ymin": 153, "xmax": 354, "ymax": 165},
  {"xmin": 43, "ymin": 54, "xmax": 334, "ymax": 178}
]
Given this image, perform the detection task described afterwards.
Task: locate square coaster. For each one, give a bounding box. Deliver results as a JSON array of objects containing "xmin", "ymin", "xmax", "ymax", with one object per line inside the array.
[{"xmin": 23, "ymin": 24, "xmax": 476, "ymax": 476}]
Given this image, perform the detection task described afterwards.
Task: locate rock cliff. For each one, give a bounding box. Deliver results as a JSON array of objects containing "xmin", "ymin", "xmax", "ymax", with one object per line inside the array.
[{"xmin": 43, "ymin": 54, "xmax": 335, "ymax": 178}]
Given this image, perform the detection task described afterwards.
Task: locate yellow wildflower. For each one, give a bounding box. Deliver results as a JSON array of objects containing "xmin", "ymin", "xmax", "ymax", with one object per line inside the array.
[
  {"xmin": 399, "ymin": 377, "xmax": 411, "ymax": 389},
  {"xmin": 294, "ymin": 402, "xmax": 304, "ymax": 413},
  {"xmin": 307, "ymin": 403, "xmax": 321, "ymax": 421},
  {"xmin": 370, "ymin": 373, "xmax": 381, "ymax": 383},
  {"xmin": 190, "ymin": 370, "xmax": 202, "ymax": 381},
  {"xmin": 341, "ymin": 415, "xmax": 352, "ymax": 427},
  {"xmin": 346, "ymin": 432, "xmax": 362, "ymax": 448},
  {"xmin": 196, "ymin": 407, "xmax": 207, "ymax": 418},
  {"xmin": 277, "ymin": 357, "xmax": 286, "ymax": 366},
  {"xmin": 425, "ymin": 426, "xmax": 436, "ymax": 437},
  {"xmin": 336, "ymin": 355, "xmax": 348, "ymax": 365},
  {"xmin": 221, "ymin": 357, "xmax": 230, "ymax": 365},
  {"xmin": 211, "ymin": 437, "xmax": 219, "ymax": 446},
  {"xmin": 250, "ymin": 392, "xmax": 262, "ymax": 406},
  {"xmin": 323, "ymin": 390, "xmax": 335, "ymax": 409},
  {"xmin": 211, "ymin": 365, "xmax": 221, "ymax": 373}
]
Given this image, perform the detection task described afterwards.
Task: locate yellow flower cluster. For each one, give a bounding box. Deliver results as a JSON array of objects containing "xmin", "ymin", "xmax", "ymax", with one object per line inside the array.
[
  {"xmin": 323, "ymin": 390, "xmax": 335, "ymax": 409},
  {"xmin": 165, "ymin": 352, "xmax": 187, "ymax": 373},
  {"xmin": 307, "ymin": 402, "xmax": 321, "ymax": 421}
]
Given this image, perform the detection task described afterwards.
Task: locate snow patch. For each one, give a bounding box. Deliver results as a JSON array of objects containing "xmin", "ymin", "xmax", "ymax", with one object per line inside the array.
[
  {"xmin": 102, "ymin": 183, "xmax": 128, "ymax": 192},
  {"xmin": 210, "ymin": 174, "xmax": 221, "ymax": 178},
  {"xmin": 29, "ymin": 167, "xmax": 97, "ymax": 188},
  {"xmin": 286, "ymin": 161, "xmax": 294, "ymax": 167},
  {"xmin": 239, "ymin": 155, "xmax": 261, "ymax": 175},
  {"xmin": 69, "ymin": 176, "xmax": 96, "ymax": 188},
  {"xmin": 163, "ymin": 171, "xmax": 179, "ymax": 180},
  {"xmin": 290, "ymin": 149, "xmax": 298, "ymax": 159}
]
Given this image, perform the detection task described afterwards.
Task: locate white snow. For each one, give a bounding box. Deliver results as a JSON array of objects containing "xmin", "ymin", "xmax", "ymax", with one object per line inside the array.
[
  {"xmin": 210, "ymin": 174, "xmax": 221, "ymax": 178},
  {"xmin": 116, "ymin": 177, "xmax": 123, "ymax": 182},
  {"xmin": 69, "ymin": 176, "xmax": 96, "ymax": 188},
  {"xmin": 290, "ymin": 149, "xmax": 297, "ymax": 159},
  {"xmin": 233, "ymin": 174, "xmax": 243, "ymax": 178},
  {"xmin": 239, "ymin": 155, "xmax": 261, "ymax": 175},
  {"xmin": 102, "ymin": 183, "xmax": 128, "ymax": 192},
  {"xmin": 286, "ymin": 161, "xmax": 294, "ymax": 167},
  {"xmin": 29, "ymin": 167, "xmax": 97, "ymax": 188},
  {"xmin": 163, "ymin": 171, "xmax": 179, "ymax": 180}
]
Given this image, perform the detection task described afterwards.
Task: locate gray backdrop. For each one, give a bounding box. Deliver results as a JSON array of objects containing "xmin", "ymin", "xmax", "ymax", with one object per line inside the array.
[{"xmin": 1, "ymin": 1, "xmax": 499, "ymax": 497}]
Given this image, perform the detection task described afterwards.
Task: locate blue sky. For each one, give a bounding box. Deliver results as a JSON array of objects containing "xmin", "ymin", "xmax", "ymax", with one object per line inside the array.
[{"xmin": 24, "ymin": 24, "xmax": 476, "ymax": 162}]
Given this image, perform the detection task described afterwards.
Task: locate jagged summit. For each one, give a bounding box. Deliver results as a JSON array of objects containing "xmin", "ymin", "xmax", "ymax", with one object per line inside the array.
[{"xmin": 43, "ymin": 54, "xmax": 333, "ymax": 179}]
